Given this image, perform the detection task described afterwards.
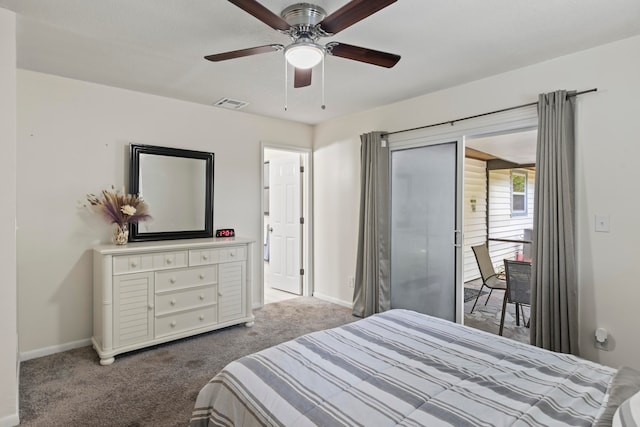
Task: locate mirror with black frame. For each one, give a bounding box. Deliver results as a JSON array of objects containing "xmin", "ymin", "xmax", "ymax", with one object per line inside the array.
[{"xmin": 129, "ymin": 144, "xmax": 214, "ymax": 242}]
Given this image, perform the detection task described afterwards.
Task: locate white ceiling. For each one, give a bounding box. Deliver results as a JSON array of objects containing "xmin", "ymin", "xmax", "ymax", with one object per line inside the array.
[{"xmin": 1, "ymin": 0, "xmax": 640, "ymax": 125}]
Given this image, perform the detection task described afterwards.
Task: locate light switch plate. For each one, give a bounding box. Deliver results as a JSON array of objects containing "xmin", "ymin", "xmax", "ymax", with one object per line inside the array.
[{"xmin": 595, "ymin": 215, "xmax": 610, "ymax": 233}]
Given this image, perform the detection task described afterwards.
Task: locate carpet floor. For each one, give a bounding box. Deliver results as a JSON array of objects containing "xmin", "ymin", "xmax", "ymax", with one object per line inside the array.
[
  {"xmin": 19, "ymin": 297, "xmax": 356, "ymax": 427},
  {"xmin": 20, "ymin": 292, "xmax": 529, "ymax": 426}
]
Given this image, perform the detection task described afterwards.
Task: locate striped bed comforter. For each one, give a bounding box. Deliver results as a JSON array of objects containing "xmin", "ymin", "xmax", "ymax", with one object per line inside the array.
[{"xmin": 191, "ymin": 309, "xmax": 616, "ymax": 426}]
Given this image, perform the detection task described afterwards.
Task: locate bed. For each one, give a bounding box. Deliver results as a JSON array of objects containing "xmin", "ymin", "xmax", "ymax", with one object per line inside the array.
[{"xmin": 191, "ymin": 309, "xmax": 638, "ymax": 426}]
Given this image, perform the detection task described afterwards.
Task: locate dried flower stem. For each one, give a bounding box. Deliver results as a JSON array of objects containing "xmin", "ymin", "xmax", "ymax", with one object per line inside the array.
[{"xmin": 86, "ymin": 185, "xmax": 151, "ymax": 227}]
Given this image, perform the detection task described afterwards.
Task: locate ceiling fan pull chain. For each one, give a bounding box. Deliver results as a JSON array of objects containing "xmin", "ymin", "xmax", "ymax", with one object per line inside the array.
[
  {"xmin": 284, "ymin": 58, "xmax": 288, "ymax": 111},
  {"xmin": 321, "ymin": 56, "xmax": 325, "ymax": 110}
]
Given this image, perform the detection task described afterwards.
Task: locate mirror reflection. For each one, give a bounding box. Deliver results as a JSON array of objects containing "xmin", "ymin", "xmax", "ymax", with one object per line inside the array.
[
  {"xmin": 139, "ymin": 154, "xmax": 206, "ymax": 233},
  {"xmin": 129, "ymin": 144, "xmax": 214, "ymax": 242}
]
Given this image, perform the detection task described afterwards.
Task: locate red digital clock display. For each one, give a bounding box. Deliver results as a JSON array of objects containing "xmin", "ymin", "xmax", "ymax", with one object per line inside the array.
[{"xmin": 216, "ymin": 228, "xmax": 235, "ymax": 238}]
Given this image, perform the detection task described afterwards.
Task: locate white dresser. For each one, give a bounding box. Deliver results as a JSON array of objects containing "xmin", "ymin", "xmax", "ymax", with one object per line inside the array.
[{"xmin": 92, "ymin": 237, "xmax": 254, "ymax": 365}]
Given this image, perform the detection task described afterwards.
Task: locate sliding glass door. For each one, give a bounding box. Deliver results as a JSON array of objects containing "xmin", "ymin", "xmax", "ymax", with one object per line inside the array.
[{"xmin": 390, "ymin": 141, "xmax": 462, "ymax": 322}]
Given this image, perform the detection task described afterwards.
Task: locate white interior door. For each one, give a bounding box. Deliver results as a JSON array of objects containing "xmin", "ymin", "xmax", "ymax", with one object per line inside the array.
[
  {"xmin": 269, "ymin": 155, "xmax": 302, "ymax": 294},
  {"xmin": 390, "ymin": 141, "xmax": 462, "ymax": 321}
]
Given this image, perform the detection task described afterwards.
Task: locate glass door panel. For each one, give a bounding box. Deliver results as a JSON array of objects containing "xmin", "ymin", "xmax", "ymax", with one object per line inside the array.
[{"xmin": 390, "ymin": 142, "xmax": 458, "ymax": 321}]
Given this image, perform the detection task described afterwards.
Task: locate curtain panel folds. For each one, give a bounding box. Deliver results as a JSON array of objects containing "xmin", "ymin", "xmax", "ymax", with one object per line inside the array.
[
  {"xmin": 531, "ymin": 90, "xmax": 579, "ymax": 355},
  {"xmin": 352, "ymin": 132, "xmax": 390, "ymax": 317}
]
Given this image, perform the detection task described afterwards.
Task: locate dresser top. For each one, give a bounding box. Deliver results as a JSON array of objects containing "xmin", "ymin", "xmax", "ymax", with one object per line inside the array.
[{"xmin": 94, "ymin": 237, "xmax": 254, "ymax": 255}]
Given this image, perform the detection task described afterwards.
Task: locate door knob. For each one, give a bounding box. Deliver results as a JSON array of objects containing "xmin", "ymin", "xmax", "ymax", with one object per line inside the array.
[{"xmin": 269, "ymin": 227, "xmax": 274, "ymax": 232}]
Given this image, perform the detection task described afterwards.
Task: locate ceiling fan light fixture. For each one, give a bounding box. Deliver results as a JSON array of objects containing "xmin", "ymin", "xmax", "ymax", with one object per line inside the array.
[{"xmin": 285, "ymin": 42, "xmax": 324, "ymax": 69}]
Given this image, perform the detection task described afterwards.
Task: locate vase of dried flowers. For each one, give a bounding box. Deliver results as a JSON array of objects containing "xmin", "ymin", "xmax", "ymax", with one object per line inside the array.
[
  {"xmin": 113, "ymin": 223, "xmax": 129, "ymax": 245},
  {"xmin": 86, "ymin": 186, "xmax": 151, "ymax": 245}
]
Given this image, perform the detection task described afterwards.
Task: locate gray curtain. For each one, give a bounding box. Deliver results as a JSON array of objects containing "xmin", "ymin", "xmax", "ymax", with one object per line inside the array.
[
  {"xmin": 530, "ymin": 90, "xmax": 579, "ymax": 355},
  {"xmin": 352, "ymin": 132, "xmax": 390, "ymax": 317}
]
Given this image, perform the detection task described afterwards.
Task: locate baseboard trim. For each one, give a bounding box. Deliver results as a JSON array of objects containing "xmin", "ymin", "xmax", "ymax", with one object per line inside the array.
[
  {"xmin": 20, "ymin": 338, "xmax": 92, "ymax": 362},
  {"xmin": 312, "ymin": 292, "xmax": 353, "ymax": 309},
  {"xmin": 0, "ymin": 413, "xmax": 19, "ymax": 427}
]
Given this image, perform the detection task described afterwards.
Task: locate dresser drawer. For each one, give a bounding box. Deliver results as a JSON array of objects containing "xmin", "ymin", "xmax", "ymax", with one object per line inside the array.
[
  {"xmin": 155, "ymin": 306, "xmax": 217, "ymax": 338},
  {"xmin": 155, "ymin": 265, "xmax": 217, "ymax": 292},
  {"xmin": 189, "ymin": 246, "xmax": 247, "ymax": 266},
  {"xmin": 155, "ymin": 285, "xmax": 217, "ymax": 316},
  {"xmin": 113, "ymin": 251, "xmax": 187, "ymax": 275}
]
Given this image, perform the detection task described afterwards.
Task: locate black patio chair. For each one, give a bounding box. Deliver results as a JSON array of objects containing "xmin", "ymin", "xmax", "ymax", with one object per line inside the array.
[{"xmin": 499, "ymin": 259, "xmax": 532, "ymax": 336}]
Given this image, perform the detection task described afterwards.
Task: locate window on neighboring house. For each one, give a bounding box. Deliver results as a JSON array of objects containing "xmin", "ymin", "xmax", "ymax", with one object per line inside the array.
[{"xmin": 511, "ymin": 170, "xmax": 527, "ymax": 216}]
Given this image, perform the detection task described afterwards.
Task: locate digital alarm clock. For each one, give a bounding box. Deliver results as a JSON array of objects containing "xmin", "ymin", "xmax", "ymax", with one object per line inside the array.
[{"xmin": 215, "ymin": 228, "xmax": 235, "ymax": 238}]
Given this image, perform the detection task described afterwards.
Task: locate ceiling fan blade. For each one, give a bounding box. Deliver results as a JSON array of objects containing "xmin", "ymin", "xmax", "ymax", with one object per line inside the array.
[
  {"xmin": 227, "ymin": 0, "xmax": 291, "ymax": 31},
  {"xmin": 205, "ymin": 44, "xmax": 283, "ymax": 62},
  {"xmin": 326, "ymin": 42, "xmax": 400, "ymax": 68},
  {"xmin": 294, "ymin": 68, "xmax": 312, "ymax": 88},
  {"xmin": 318, "ymin": 0, "xmax": 397, "ymax": 35}
]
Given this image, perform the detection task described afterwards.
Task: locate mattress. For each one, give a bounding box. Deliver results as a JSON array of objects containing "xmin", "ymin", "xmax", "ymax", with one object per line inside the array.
[{"xmin": 191, "ymin": 309, "xmax": 617, "ymax": 426}]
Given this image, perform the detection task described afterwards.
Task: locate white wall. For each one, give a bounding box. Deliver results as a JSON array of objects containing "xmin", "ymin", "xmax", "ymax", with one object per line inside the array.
[
  {"xmin": 0, "ymin": 8, "xmax": 19, "ymax": 427},
  {"xmin": 313, "ymin": 35, "xmax": 640, "ymax": 370},
  {"xmin": 312, "ymin": 136, "xmax": 361, "ymax": 306},
  {"xmin": 16, "ymin": 70, "xmax": 312, "ymax": 355}
]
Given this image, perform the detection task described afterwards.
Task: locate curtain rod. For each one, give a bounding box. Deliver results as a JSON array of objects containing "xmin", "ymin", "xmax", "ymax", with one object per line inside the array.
[{"xmin": 384, "ymin": 88, "xmax": 597, "ymax": 136}]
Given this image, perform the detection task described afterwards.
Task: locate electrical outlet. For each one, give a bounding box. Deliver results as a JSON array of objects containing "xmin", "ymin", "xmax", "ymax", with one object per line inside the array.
[{"xmin": 594, "ymin": 328, "xmax": 609, "ymax": 351}]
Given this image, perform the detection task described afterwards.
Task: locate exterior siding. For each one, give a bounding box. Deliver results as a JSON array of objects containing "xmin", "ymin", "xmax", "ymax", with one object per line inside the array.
[
  {"xmin": 463, "ymin": 162, "xmax": 535, "ymax": 282},
  {"xmin": 486, "ymin": 168, "xmax": 535, "ymax": 270},
  {"xmin": 463, "ymin": 158, "xmax": 487, "ymax": 281}
]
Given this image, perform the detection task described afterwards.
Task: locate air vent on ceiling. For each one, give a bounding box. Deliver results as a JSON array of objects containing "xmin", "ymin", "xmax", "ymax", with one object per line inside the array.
[{"xmin": 213, "ymin": 98, "xmax": 249, "ymax": 110}]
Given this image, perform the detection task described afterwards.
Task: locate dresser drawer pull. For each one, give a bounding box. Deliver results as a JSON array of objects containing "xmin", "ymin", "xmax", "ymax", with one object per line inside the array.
[
  {"xmin": 199, "ymin": 315, "xmax": 205, "ymax": 321},
  {"xmin": 218, "ymin": 291, "xmax": 223, "ymax": 297},
  {"xmin": 148, "ymin": 304, "xmax": 153, "ymax": 310},
  {"xmin": 199, "ymin": 274, "xmax": 205, "ymax": 280},
  {"xmin": 166, "ymin": 258, "xmax": 173, "ymax": 264},
  {"xmin": 199, "ymin": 294, "xmax": 205, "ymax": 300},
  {"xmin": 170, "ymin": 321, "xmax": 177, "ymax": 327},
  {"xmin": 202, "ymin": 254, "xmax": 208, "ymax": 261},
  {"xmin": 230, "ymin": 252, "xmax": 235, "ymax": 257},
  {"xmin": 170, "ymin": 299, "xmax": 176, "ymax": 306},
  {"xmin": 169, "ymin": 277, "xmax": 176, "ymax": 284},
  {"xmin": 131, "ymin": 261, "xmax": 138, "ymax": 267}
]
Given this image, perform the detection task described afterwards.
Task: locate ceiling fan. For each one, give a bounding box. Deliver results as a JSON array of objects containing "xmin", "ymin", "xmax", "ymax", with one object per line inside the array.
[{"xmin": 205, "ymin": 0, "xmax": 401, "ymax": 89}]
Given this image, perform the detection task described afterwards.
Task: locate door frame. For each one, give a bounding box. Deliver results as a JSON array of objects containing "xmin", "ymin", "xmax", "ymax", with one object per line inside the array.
[
  {"xmin": 388, "ymin": 105, "xmax": 538, "ymax": 323},
  {"xmin": 259, "ymin": 143, "xmax": 313, "ymax": 307}
]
